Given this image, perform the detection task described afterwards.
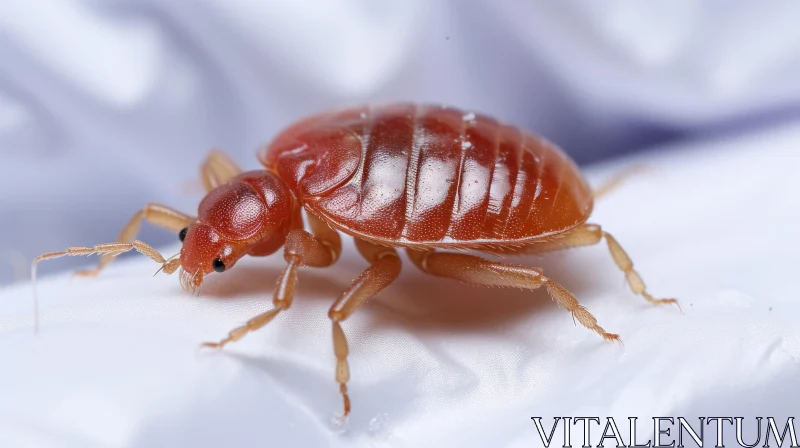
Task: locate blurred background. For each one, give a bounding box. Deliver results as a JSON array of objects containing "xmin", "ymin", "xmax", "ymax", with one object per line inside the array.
[{"xmin": 2, "ymin": 0, "xmax": 800, "ymax": 284}]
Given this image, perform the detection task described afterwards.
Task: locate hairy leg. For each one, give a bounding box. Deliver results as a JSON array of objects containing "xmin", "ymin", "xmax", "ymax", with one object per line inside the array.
[
  {"xmin": 201, "ymin": 213, "xmax": 342, "ymax": 349},
  {"xmin": 407, "ymin": 249, "xmax": 620, "ymax": 342},
  {"xmin": 518, "ymin": 224, "xmax": 678, "ymax": 307},
  {"xmin": 201, "ymin": 149, "xmax": 243, "ymax": 192},
  {"xmin": 75, "ymin": 203, "xmax": 194, "ymax": 277},
  {"xmin": 327, "ymin": 239, "xmax": 401, "ymax": 416},
  {"xmin": 592, "ymin": 165, "xmax": 647, "ymax": 199}
]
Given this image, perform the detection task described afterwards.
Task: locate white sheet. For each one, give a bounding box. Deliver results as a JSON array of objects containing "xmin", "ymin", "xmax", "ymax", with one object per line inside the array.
[{"xmin": 2, "ymin": 118, "xmax": 799, "ymax": 447}]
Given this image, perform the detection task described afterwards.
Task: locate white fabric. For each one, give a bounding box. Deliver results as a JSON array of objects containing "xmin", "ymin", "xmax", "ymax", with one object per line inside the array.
[{"xmin": 2, "ymin": 120, "xmax": 799, "ymax": 446}]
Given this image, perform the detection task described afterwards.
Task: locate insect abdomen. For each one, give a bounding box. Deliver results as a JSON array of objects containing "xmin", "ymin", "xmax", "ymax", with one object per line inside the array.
[{"xmin": 263, "ymin": 104, "xmax": 593, "ymax": 247}]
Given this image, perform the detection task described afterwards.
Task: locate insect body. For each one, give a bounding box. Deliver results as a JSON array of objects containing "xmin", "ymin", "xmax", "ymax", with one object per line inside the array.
[
  {"xmin": 34, "ymin": 103, "xmax": 677, "ymax": 417},
  {"xmin": 263, "ymin": 103, "xmax": 593, "ymax": 247}
]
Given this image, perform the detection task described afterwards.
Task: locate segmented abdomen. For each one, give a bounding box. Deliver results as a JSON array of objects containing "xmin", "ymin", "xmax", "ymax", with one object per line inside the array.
[{"xmin": 261, "ymin": 103, "xmax": 593, "ymax": 247}]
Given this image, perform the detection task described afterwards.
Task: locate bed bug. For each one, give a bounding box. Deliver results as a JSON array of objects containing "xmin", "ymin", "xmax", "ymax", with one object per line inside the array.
[{"xmin": 33, "ymin": 103, "xmax": 678, "ymax": 417}]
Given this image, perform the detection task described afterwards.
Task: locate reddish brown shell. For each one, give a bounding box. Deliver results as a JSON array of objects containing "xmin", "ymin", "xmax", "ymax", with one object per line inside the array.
[{"xmin": 259, "ymin": 104, "xmax": 593, "ymax": 249}]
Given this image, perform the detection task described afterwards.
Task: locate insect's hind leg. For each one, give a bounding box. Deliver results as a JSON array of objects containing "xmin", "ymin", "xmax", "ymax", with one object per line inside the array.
[
  {"xmin": 75, "ymin": 203, "xmax": 194, "ymax": 277},
  {"xmin": 592, "ymin": 165, "xmax": 646, "ymax": 199},
  {"xmin": 406, "ymin": 249, "xmax": 620, "ymax": 343},
  {"xmin": 519, "ymin": 224, "xmax": 678, "ymax": 308},
  {"xmin": 200, "ymin": 149, "xmax": 243, "ymax": 192}
]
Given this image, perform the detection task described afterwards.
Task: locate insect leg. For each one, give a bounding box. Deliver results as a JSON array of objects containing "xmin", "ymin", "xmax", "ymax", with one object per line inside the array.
[
  {"xmin": 601, "ymin": 230, "xmax": 679, "ymax": 308},
  {"xmin": 407, "ymin": 249, "xmax": 620, "ymax": 343},
  {"xmin": 200, "ymin": 214, "xmax": 341, "ymax": 349},
  {"xmin": 518, "ymin": 224, "xmax": 678, "ymax": 308},
  {"xmin": 592, "ymin": 165, "xmax": 647, "ymax": 199},
  {"xmin": 75, "ymin": 204, "xmax": 194, "ymax": 277},
  {"xmin": 512, "ymin": 224, "xmax": 604, "ymax": 254},
  {"xmin": 200, "ymin": 148, "xmax": 243, "ymax": 192},
  {"xmin": 327, "ymin": 239, "xmax": 401, "ymax": 417}
]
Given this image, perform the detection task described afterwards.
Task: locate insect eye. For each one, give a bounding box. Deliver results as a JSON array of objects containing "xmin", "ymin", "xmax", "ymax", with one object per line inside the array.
[
  {"xmin": 212, "ymin": 258, "xmax": 226, "ymax": 273},
  {"xmin": 179, "ymin": 227, "xmax": 188, "ymax": 242}
]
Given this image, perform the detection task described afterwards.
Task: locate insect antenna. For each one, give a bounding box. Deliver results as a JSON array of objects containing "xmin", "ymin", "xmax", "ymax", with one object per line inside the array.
[
  {"xmin": 154, "ymin": 252, "xmax": 181, "ymax": 277},
  {"xmin": 31, "ymin": 240, "xmax": 168, "ymax": 333}
]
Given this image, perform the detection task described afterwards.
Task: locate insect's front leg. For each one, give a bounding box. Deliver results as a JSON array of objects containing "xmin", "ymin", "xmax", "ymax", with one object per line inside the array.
[
  {"xmin": 75, "ymin": 203, "xmax": 194, "ymax": 277},
  {"xmin": 200, "ymin": 213, "xmax": 341, "ymax": 349},
  {"xmin": 200, "ymin": 149, "xmax": 243, "ymax": 192}
]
